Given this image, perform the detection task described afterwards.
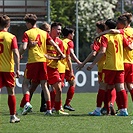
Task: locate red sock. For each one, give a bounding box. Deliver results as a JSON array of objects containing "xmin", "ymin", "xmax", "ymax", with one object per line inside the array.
[
  {"xmin": 8, "ymin": 95, "xmax": 16, "ymax": 115},
  {"xmin": 110, "ymin": 88, "xmax": 116, "ymax": 105},
  {"xmin": 55, "ymin": 101, "xmax": 61, "ymax": 111},
  {"xmin": 118, "ymin": 90, "xmax": 128, "ymax": 109},
  {"xmin": 46, "ymin": 100, "xmax": 51, "ymax": 110},
  {"xmin": 50, "ymin": 90, "xmax": 56, "ymax": 108},
  {"xmin": 20, "ymin": 94, "xmax": 30, "ymax": 108},
  {"xmin": 103, "ymin": 91, "xmax": 109, "ymax": 109},
  {"xmin": 96, "ymin": 89, "xmax": 105, "ymax": 107},
  {"xmin": 129, "ymin": 89, "xmax": 133, "ymax": 101},
  {"xmin": 116, "ymin": 91, "xmax": 121, "ymax": 110},
  {"xmin": 65, "ymin": 86, "xmax": 75, "ymax": 105}
]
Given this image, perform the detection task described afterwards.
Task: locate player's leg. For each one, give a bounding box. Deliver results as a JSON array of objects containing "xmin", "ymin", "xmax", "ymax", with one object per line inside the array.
[
  {"xmin": 64, "ymin": 79, "xmax": 75, "ymax": 111},
  {"xmin": 40, "ymin": 80, "xmax": 52, "ymax": 115},
  {"xmin": 7, "ymin": 87, "xmax": 20, "ymax": 123}
]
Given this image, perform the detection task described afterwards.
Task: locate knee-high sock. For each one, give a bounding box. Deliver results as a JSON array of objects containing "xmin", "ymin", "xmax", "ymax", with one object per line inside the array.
[
  {"xmin": 117, "ymin": 90, "xmax": 128, "ymax": 109},
  {"xmin": 50, "ymin": 90, "xmax": 56, "ymax": 108},
  {"xmin": 8, "ymin": 95, "xmax": 16, "ymax": 115},
  {"xmin": 65, "ymin": 86, "xmax": 75, "ymax": 105},
  {"xmin": 96, "ymin": 89, "xmax": 105, "ymax": 108},
  {"xmin": 20, "ymin": 94, "xmax": 30, "ymax": 108}
]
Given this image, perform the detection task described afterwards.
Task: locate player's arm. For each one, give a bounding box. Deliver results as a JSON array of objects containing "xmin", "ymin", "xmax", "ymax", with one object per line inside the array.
[
  {"xmin": 70, "ymin": 48, "xmax": 81, "ymax": 64},
  {"xmin": 76, "ymin": 50, "xmax": 97, "ymax": 70},
  {"xmin": 13, "ymin": 48, "xmax": 20, "ymax": 78},
  {"xmin": 123, "ymin": 37, "xmax": 133, "ymax": 50},
  {"xmin": 48, "ymin": 39, "xmax": 66, "ymax": 59},
  {"xmin": 44, "ymin": 54, "xmax": 61, "ymax": 60},
  {"xmin": 87, "ymin": 46, "xmax": 106, "ymax": 71},
  {"xmin": 19, "ymin": 42, "xmax": 28, "ymax": 56},
  {"xmin": 19, "ymin": 33, "xmax": 28, "ymax": 56},
  {"xmin": 11, "ymin": 37, "xmax": 20, "ymax": 78},
  {"xmin": 66, "ymin": 55, "xmax": 74, "ymax": 77},
  {"xmin": 96, "ymin": 29, "xmax": 121, "ymax": 39}
]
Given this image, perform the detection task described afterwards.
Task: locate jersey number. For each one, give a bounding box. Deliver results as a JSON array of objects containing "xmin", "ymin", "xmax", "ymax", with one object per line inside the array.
[
  {"xmin": 0, "ymin": 39, "xmax": 4, "ymax": 54},
  {"xmin": 35, "ymin": 34, "xmax": 42, "ymax": 47},
  {"xmin": 114, "ymin": 40, "xmax": 118, "ymax": 53}
]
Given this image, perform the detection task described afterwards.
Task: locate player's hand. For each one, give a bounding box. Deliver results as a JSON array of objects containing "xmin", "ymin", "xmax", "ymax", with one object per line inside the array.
[
  {"xmin": 87, "ymin": 64, "xmax": 94, "ymax": 71},
  {"xmin": 61, "ymin": 54, "xmax": 66, "ymax": 59},
  {"xmin": 76, "ymin": 63, "xmax": 84, "ymax": 70},
  {"xmin": 29, "ymin": 41, "xmax": 38, "ymax": 48},
  {"xmin": 15, "ymin": 70, "xmax": 20, "ymax": 78}
]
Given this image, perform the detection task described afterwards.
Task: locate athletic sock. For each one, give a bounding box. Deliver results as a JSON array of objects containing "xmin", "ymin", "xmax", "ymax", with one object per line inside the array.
[
  {"xmin": 96, "ymin": 89, "xmax": 105, "ymax": 108},
  {"xmin": 8, "ymin": 95, "xmax": 16, "ymax": 115},
  {"xmin": 65, "ymin": 86, "xmax": 75, "ymax": 105},
  {"xmin": 20, "ymin": 94, "xmax": 30, "ymax": 108}
]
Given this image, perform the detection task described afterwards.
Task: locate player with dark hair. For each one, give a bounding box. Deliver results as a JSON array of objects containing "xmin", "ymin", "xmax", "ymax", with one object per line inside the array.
[
  {"xmin": 87, "ymin": 19, "xmax": 129, "ymax": 116},
  {"xmin": 45, "ymin": 22, "xmax": 69, "ymax": 115},
  {"xmin": 18, "ymin": 14, "xmax": 65, "ymax": 115},
  {"xmin": 0, "ymin": 15, "xmax": 20, "ymax": 123},
  {"xmin": 62, "ymin": 27, "xmax": 81, "ymax": 111}
]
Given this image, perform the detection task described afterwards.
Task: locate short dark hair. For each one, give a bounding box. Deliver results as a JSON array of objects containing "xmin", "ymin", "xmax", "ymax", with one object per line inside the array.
[
  {"xmin": 96, "ymin": 21, "xmax": 105, "ymax": 31},
  {"xmin": 122, "ymin": 12, "xmax": 133, "ymax": 24},
  {"xmin": 62, "ymin": 27, "xmax": 74, "ymax": 37},
  {"xmin": 105, "ymin": 19, "xmax": 117, "ymax": 29},
  {"xmin": 24, "ymin": 14, "xmax": 37, "ymax": 26},
  {"xmin": 51, "ymin": 22, "xmax": 62, "ymax": 29},
  {"xmin": 0, "ymin": 15, "xmax": 10, "ymax": 28},
  {"xmin": 117, "ymin": 15, "xmax": 128, "ymax": 26}
]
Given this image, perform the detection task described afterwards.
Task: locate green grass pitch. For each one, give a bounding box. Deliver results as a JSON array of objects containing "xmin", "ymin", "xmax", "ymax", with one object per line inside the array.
[{"xmin": 0, "ymin": 93, "xmax": 133, "ymax": 133}]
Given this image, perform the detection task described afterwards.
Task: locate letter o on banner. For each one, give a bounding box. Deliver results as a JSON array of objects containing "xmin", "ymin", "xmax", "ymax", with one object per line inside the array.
[{"xmin": 75, "ymin": 71, "xmax": 86, "ymax": 87}]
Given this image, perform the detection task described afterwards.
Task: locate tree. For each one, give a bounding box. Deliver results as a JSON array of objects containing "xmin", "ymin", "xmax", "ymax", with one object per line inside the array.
[{"xmin": 50, "ymin": 0, "xmax": 120, "ymax": 61}]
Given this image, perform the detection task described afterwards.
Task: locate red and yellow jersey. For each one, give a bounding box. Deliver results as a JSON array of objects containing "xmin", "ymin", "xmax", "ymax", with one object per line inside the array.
[
  {"xmin": 22, "ymin": 27, "xmax": 51, "ymax": 63},
  {"xmin": 58, "ymin": 39, "xmax": 70, "ymax": 73},
  {"xmin": 61, "ymin": 38, "xmax": 73, "ymax": 71},
  {"xmin": 101, "ymin": 33, "xmax": 125, "ymax": 70},
  {"xmin": 92, "ymin": 38, "xmax": 106, "ymax": 72},
  {"xmin": 123, "ymin": 27, "xmax": 133, "ymax": 63},
  {"xmin": 0, "ymin": 30, "xmax": 18, "ymax": 72},
  {"xmin": 47, "ymin": 37, "xmax": 64, "ymax": 68}
]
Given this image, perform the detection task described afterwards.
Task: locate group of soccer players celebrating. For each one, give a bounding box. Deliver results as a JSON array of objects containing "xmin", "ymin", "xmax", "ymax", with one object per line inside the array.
[
  {"xmin": 77, "ymin": 12, "xmax": 133, "ymax": 116},
  {"xmin": 1, "ymin": 12, "xmax": 133, "ymax": 123}
]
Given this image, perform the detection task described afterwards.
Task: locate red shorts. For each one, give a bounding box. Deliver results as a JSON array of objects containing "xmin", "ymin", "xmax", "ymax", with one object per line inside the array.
[
  {"xmin": 59, "ymin": 73, "xmax": 65, "ymax": 87},
  {"xmin": 47, "ymin": 66, "xmax": 61, "ymax": 85},
  {"xmin": 0, "ymin": 72, "xmax": 15, "ymax": 88},
  {"xmin": 98, "ymin": 72, "xmax": 103, "ymax": 82},
  {"xmin": 65, "ymin": 70, "xmax": 75, "ymax": 81},
  {"xmin": 124, "ymin": 63, "xmax": 133, "ymax": 83},
  {"xmin": 102, "ymin": 69, "xmax": 124, "ymax": 84},
  {"xmin": 25, "ymin": 62, "xmax": 48, "ymax": 81}
]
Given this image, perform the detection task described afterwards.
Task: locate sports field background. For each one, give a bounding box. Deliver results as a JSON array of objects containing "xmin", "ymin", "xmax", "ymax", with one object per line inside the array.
[{"xmin": 1, "ymin": 93, "xmax": 133, "ymax": 133}]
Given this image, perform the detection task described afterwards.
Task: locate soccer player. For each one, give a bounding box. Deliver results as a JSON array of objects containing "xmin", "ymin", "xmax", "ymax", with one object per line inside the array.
[
  {"xmin": 62, "ymin": 27, "xmax": 81, "ymax": 111},
  {"xmin": 29, "ymin": 22, "xmax": 51, "ymax": 112},
  {"xmin": 96, "ymin": 14, "xmax": 133, "ymax": 112},
  {"xmin": 87, "ymin": 19, "xmax": 129, "ymax": 116},
  {"xmin": 77, "ymin": 20, "xmax": 109, "ymax": 115},
  {"xmin": 0, "ymin": 15, "xmax": 20, "ymax": 123},
  {"xmin": 46, "ymin": 22, "xmax": 69, "ymax": 115},
  {"xmin": 18, "ymin": 14, "xmax": 65, "ymax": 115}
]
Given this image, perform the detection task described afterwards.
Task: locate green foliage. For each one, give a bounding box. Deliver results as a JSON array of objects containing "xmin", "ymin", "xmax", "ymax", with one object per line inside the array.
[
  {"xmin": 50, "ymin": 0, "xmax": 76, "ymax": 27},
  {"xmin": 1, "ymin": 93, "xmax": 133, "ymax": 133}
]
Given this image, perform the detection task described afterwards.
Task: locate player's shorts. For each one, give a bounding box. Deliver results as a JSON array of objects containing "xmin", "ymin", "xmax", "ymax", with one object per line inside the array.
[
  {"xmin": 47, "ymin": 66, "xmax": 61, "ymax": 85},
  {"xmin": 124, "ymin": 63, "xmax": 133, "ymax": 83},
  {"xmin": 0, "ymin": 72, "xmax": 15, "ymax": 88},
  {"xmin": 59, "ymin": 73, "xmax": 65, "ymax": 87},
  {"xmin": 102, "ymin": 69, "xmax": 124, "ymax": 84},
  {"xmin": 65, "ymin": 70, "xmax": 75, "ymax": 81},
  {"xmin": 25, "ymin": 62, "xmax": 48, "ymax": 81},
  {"xmin": 98, "ymin": 72, "xmax": 103, "ymax": 82}
]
